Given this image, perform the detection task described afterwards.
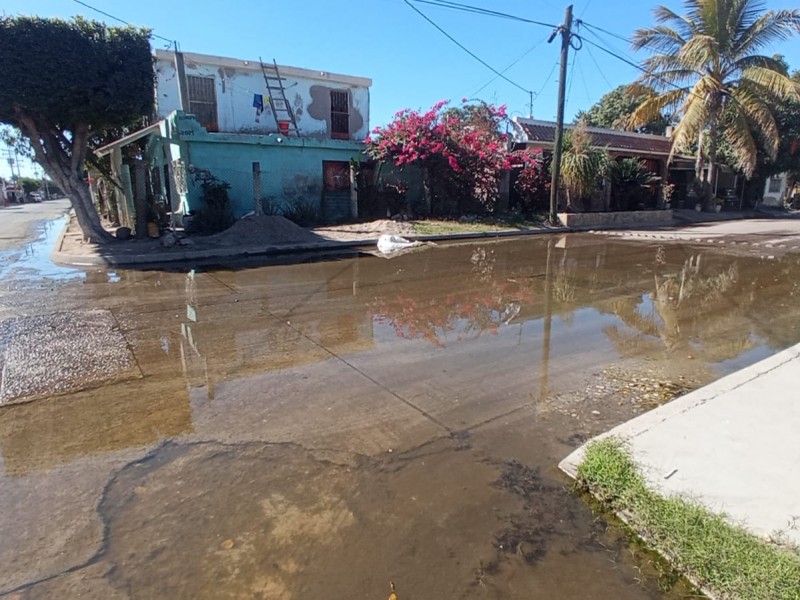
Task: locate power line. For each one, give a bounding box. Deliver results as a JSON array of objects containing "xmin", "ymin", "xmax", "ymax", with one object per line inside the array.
[
  {"xmin": 578, "ymin": 20, "xmax": 631, "ymax": 46},
  {"xmin": 578, "ymin": 32, "xmax": 710, "ymax": 113},
  {"xmin": 574, "ymin": 51, "xmax": 593, "ymax": 103},
  {"xmin": 403, "ymin": 0, "xmax": 533, "ymax": 95},
  {"xmin": 71, "ymin": 0, "xmax": 175, "ymax": 44},
  {"xmin": 565, "ymin": 51, "xmax": 578, "ymax": 108},
  {"xmin": 577, "ymin": 0, "xmax": 594, "ymax": 20},
  {"xmin": 531, "ymin": 60, "xmax": 560, "ymax": 108},
  {"xmin": 580, "ymin": 35, "xmax": 679, "ymax": 90},
  {"xmin": 583, "ymin": 39, "xmax": 614, "ymax": 89},
  {"xmin": 470, "ymin": 36, "xmax": 548, "ymax": 96},
  {"xmin": 409, "ymin": 0, "xmax": 558, "ymax": 29}
]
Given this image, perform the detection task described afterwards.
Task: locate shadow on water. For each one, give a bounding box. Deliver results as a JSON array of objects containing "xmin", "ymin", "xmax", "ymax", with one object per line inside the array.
[{"xmin": 3, "ymin": 234, "xmax": 800, "ymax": 598}]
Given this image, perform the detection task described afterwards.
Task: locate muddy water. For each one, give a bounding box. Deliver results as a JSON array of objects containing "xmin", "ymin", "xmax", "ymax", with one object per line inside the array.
[{"xmin": 2, "ymin": 233, "xmax": 800, "ymax": 599}]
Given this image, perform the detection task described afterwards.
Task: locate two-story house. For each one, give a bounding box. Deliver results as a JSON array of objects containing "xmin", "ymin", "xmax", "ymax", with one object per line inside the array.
[{"xmin": 97, "ymin": 50, "xmax": 372, "ymax": 227}]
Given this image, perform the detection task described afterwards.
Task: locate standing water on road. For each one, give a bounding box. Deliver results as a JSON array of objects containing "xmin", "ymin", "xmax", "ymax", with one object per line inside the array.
[{"xmin": 1, "ymin": 233, "xmax": 800, "ymax": 598}]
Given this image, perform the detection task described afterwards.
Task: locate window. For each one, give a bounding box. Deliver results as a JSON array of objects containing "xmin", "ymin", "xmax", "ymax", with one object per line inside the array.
[
  {"xmin": 330, "ymin": 90, "xmax": 349, "ymax": 140},
  {"xmin": 768, "ymin": 176, "xmax": 783, "ymax": 194},
  {"xmin": 186, "ymin": 75, "xmax": 218, "ymax": 132}
]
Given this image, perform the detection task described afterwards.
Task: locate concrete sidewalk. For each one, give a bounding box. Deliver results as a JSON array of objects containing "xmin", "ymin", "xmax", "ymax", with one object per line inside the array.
[
  {"xmin": 560, "ymin": 342, "xmax": 800, "ymax": 547},
  {"xmin": 50, "ymin": 208, "xmax": 800, "ymax": 267},
  {"xmin": 50, "ymin": 217, "xmax": 567, "ymax": 267}
]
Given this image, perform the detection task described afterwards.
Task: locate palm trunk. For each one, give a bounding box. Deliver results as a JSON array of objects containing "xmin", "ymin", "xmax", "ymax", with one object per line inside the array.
[
  {"xmin": 706, "ymin": 122, "xmax": 719, "ymax": 208},
  {"xmin": 694, "ymin": 130, "xmax": 705, "ymax": 183}
]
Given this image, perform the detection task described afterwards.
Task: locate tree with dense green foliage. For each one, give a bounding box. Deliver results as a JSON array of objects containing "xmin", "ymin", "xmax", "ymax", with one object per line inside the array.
[
  {"xmin": 757, "ymin": 68, "xmax": 800, "ymax": 183},
  {"xmin": 576, "ymin": 85, "xmax": 670, "ymax": 134},
  {"xmin": 629, "ymin": 0, "xmax": 800, "ymax": 205},
  {"xmin": 0, "ymin": 16, "xmax": 154, "ymax": 242}
]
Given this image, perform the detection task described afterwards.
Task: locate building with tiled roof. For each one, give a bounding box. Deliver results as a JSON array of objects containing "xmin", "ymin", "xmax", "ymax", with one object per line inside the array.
[{"xmin": 511, "ymin": 117, "xmax": 679, "ymax": 159}]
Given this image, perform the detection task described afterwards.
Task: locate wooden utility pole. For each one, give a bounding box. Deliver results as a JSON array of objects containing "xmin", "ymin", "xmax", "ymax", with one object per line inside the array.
[{"xmin": 547, "ymin": 4, "xmax": 574, "ymax": 226}]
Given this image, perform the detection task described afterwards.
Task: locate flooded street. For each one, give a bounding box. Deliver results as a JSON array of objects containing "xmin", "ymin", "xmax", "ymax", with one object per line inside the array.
[{"xmin": 2, "ymin": 221, "xmax": 800, "ymax": 598}]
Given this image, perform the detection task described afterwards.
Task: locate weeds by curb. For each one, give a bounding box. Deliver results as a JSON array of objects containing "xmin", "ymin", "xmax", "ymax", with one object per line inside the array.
[{"xmin": 576, "ymin": 438, "xmax": 800, "ymax": 600}]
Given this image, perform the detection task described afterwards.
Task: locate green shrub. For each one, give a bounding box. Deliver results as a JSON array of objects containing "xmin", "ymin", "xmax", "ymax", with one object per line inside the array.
[{"xmin": 194, "ymin": 178, "xmax": 235, "ymax": 234}]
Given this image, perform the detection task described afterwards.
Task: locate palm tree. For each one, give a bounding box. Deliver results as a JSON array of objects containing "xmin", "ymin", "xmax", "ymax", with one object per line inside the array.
[
  {"xmin": 560, "ymin": 120, "xmax": 610, "ymax": 211},
  {"xmin": 629, "ymin": 0, "xmax": 800, "ymax": 203}
]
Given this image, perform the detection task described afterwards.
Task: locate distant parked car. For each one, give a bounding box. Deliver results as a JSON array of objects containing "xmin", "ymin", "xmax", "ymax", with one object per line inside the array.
[{"xmin": 29, "ymin": 192, "xmax": 43, "ymax": 203}]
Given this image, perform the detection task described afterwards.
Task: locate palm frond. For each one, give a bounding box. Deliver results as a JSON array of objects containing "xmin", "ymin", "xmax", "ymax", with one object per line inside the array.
[
  {"xmin": 734, "ymin": 9, "xmax": 800, "ymax": 57},
  {"xmin": 669, "ymin": 79, "xmax": 711, "ymax": 155},
  {"xmin": 631, "ymin": 25, "xmax": 686, "ymax": 54},
  {"xmin": 652, "ymin": 5, "xmax": 700, "ymax": 39},
  {"xmin": 628, "ymin": 89, "xmax": 686, "ymax": 130},
  {"xmin": 722, "ymin": 101, "xmax": 759, "ymax": 175},
  {"xmin": 729, "ymin": 83, "xmax": 780, "ymax": 157},
  {"xmin": 740, "ymin": 66, "xmax": 800, "ymax": 101},
  {"xmin": 730, "ymin": 54, "xmax": 789, "ymax": 76},
  {"xmin": 678, "ymin": 34, "xmax": 719, "ymax": 70}
]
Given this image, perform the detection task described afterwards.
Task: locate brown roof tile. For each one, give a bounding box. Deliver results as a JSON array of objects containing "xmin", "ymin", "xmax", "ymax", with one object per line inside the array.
[{"xmin": 517, "ymin": 120, "xmax": 673, "ymax": 156}]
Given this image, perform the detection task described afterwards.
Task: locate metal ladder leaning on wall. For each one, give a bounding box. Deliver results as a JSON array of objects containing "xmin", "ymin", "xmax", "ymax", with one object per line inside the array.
[{"xmin": 259, "ymin": 58, "xmax": 301, "ymax": 136}]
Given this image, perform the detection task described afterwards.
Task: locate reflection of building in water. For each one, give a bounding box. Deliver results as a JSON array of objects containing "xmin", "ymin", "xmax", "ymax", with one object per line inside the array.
[{"xmin": 179, "ymin": 262, "xmax": 375, "ymax": 396}]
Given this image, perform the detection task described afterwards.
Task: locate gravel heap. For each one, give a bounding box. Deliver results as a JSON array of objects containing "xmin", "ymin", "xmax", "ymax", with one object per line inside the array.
[{"xmin": 207, "ymin": 216, "xmax": 323, "ymax": 247}]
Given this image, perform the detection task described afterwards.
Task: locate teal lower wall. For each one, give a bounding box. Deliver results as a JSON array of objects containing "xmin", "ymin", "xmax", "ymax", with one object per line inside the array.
[{"xmin": 184, "ymin": 140, "xmax": 362, "ymax": 219}]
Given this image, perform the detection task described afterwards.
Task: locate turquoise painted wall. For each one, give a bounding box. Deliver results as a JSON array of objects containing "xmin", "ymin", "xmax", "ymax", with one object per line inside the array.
[{"xmin": 167, "ymin": 111, "xmax": 364, "ymax": 219}]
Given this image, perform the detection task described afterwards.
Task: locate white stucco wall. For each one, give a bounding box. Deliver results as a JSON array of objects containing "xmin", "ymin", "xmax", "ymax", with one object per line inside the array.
[
  {"xmin": 154, "ymin": 50, "xmax": 371, "ymax": 140},
  {"xmin": 762, "ymin": 173, "xmax": 788, "ymax": 207}
]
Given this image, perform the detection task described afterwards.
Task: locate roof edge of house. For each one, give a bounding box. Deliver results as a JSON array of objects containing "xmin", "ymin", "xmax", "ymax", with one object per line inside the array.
[
  {"xmin": 154, "ymin": 49, "xmax": 372, "ymax": 88},
  {"xmin": 512, "ymin": 116, "xmax": 672, "ymax": 142}
]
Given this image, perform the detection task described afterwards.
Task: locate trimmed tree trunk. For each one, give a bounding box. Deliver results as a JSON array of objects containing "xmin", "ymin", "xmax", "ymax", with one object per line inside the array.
[
  {"xmin": 421, "ymin": 166, "xmax": 433, "ymax": 215},
  {"xmin": 14, "ymin": 110, "xmax": 115, "ymax": 243},
  {"xmin": 43, "ymin": 159, "xmax": 114, "ymax": 243}
]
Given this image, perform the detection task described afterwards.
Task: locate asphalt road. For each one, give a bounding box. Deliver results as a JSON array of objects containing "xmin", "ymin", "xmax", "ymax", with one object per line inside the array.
[{"xmin": 0, "ymin": 199, "xmax": 71, "ymax": 250}]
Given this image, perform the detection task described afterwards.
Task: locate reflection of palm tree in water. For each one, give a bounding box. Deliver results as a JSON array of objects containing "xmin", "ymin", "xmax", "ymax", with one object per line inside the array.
[
  {"xmin": 606, "ymin": 249, "xmax": 755, "ymax": 362},
  {"xmin": 652, "ymin": 254, "xmax": 703, "ymax": 350}
]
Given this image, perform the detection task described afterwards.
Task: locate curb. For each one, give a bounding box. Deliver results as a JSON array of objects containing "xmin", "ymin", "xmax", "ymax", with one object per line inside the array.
[
  {"xmin": 50, "ymin": 224, "xmax": 571, "ymax": 268},
  {"xmin": 558, "ymin": 343, "xmax": 800, "ymax": 479}
]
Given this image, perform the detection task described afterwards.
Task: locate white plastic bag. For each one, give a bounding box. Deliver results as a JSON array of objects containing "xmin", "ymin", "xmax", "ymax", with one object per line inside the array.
[{"xmin": 377, "ymin": 234, "xmax": 421, "ymax": 253}]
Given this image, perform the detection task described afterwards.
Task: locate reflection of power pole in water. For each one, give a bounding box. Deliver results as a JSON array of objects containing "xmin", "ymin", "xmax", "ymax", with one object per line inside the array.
[
  {"xmin": 539, "ymin": 239, "xmax": 554, "ymax": 403},
  {"xmin": 179, "ymin": 269, "xmax": 213, "ymax": 402}
]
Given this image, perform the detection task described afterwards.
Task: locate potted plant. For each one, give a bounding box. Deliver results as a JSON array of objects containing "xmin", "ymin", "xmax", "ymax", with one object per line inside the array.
[
  {"xmin": 662, "ymin": 183, "xmax": 674, "ymax": 209},
  {"xmin": 714, "ymin": 197, "xmax": 724, "ymax": 213}
]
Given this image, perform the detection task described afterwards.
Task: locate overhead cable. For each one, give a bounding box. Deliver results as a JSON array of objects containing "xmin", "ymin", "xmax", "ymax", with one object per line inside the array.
[
  {"xmin": 409, "ymin": 0, "xmax": 558, "ymax": 29},
  {"xmin": 471, "ymin": 36, "xmax": 548, "ymax": 96},
  {"xmin": 403, "ymin": 0, "xmax": 533, "ymax": 95},
  {"xmin": 72, "ymin": 0, "xmax": 175, "ymax": 44}
]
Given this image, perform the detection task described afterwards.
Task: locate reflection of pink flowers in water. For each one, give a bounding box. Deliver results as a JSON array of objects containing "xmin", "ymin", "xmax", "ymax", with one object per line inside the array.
[{"xmin": 373, "ymin": 283, "xmax": 536, "ymax": 348}]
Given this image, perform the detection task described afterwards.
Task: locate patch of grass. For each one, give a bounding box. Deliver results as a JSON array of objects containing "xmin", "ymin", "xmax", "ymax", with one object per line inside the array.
[
  {"xmin": 411, "ymin": 217, "xmax": 544, "ymax": 236},
  {"xmin": 577, "ymin": 438, "xmax": 800, "ymax": 600}
]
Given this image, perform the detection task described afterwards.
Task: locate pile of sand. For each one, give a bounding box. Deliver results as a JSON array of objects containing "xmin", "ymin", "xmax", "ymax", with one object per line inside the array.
[
  {"xmin": 207, "ymin": 216, "xmax": 324, "ymax": 247},
  {"xmin": 314, "ymin": 219, "xmax": 416, "ymax": 241}
]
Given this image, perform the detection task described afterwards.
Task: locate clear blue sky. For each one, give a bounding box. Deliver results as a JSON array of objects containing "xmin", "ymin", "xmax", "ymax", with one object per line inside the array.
[{"xmin": 3, "ymin": 0, "xmax": 800, "ymax": 179}]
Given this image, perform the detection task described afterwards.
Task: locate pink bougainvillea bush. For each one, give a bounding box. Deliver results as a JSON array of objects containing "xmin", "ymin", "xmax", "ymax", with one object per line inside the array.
[{"xmin": 366, "ymin": 99, "xmax": 542, "ymax": 215}]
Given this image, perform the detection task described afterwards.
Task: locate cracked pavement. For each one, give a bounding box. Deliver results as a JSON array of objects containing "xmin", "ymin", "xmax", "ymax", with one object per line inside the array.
[{"xmin": 2, "ymin": 206, "xmax": 800, "ymax": 598}]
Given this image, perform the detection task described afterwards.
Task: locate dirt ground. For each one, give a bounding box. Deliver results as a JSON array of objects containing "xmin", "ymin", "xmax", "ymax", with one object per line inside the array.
[{"xmin": 313, "ymin": 219, "xmax": 417, "ymax": 242}]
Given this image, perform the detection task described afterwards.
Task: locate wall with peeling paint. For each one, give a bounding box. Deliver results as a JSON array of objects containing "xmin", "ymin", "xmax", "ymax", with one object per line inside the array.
[
  {"xmin": 155, "ymin": 50, "xmax": 371, "ymax": 140},
  {"xmin": 163, "ymin": 111, "xmax": 363, "ymax": 220}
]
